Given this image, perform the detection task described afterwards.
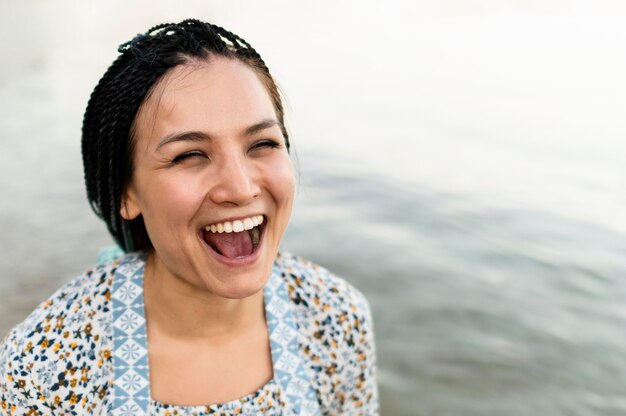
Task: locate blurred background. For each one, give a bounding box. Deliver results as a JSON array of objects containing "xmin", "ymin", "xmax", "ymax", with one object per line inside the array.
[{"xmin": 1, "ymin": 1, "xmax": 626, "ymax": 414}]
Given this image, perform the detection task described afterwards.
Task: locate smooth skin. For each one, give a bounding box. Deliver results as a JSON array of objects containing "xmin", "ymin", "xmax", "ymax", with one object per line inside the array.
[{"xmin": 121, "ymin": 56, "xmax": 295, "ymax": 405}]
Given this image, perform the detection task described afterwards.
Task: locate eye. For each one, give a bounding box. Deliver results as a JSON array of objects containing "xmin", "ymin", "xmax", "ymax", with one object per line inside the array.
[
  {"xmin": 172, "ymin": 151, "xmax": 207, "ymax": 164},
  {"xmin": 249, "ymin": 139, "xmax": 281, "ymax": 152}
]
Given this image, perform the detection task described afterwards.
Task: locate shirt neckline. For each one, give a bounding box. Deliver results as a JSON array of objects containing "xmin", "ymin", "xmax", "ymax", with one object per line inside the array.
[
  {"xmin": 148, "ymin": 377, "xmax": 282, "ymax": 413},
  {"xmin": 110, "ymin": 251, "xmax": 321, "ymax": 415}
]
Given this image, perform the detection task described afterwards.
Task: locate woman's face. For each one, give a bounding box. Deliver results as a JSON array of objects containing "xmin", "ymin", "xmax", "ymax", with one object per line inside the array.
[{"xmin": 122, "ymin": 56, "xmax": 295, "ymax": 299}]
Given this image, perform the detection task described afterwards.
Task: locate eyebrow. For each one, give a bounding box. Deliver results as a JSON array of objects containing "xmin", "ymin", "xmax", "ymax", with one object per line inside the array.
[
  {"xmin": 156, "ymin": 119, "xmax": 279, "ymax": 150},
  {"xmin": 156, "ymin": 131, "xmax": 211, "ymax": 150},
  {"xmin": 243, "ymin": 119, "xmax": 279, "ymax": 136}
]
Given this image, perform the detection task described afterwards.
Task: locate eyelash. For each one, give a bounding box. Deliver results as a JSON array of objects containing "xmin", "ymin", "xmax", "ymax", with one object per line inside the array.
[
  {"xmin": 251, "ymin": 139, "xmax": 281, "ymax": 151},
  {"xmin": 172, "ymin": 151, "xmax": 205, "ymax": 164}
]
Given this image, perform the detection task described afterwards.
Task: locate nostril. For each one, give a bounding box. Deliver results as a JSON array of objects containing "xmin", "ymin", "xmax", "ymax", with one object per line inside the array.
[{"xmin": 209, "ymin": 164, "xmax": 260, "ymax": 206}]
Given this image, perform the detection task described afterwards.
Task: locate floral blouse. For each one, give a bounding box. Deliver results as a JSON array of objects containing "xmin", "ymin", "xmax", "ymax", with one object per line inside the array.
[{"xmin": 0, "ymin": 252, "xmax": 378, "ymax": 415}]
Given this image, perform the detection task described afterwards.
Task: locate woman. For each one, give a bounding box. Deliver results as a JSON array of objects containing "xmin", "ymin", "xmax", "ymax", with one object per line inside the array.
[{"xmin": 0, "ymin": 19, "xmax": 377, "ymax": 415}]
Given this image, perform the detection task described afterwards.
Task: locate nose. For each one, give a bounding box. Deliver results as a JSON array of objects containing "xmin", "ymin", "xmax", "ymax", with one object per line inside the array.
[{"xmin": 209, "ymin": 154, "xmax": 259, "ymax": 206}]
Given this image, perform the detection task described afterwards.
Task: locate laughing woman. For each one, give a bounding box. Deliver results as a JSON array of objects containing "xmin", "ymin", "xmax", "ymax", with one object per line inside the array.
[{"xmin": 0, "ymin": 19, "xmax": 377, "ymax": 416}]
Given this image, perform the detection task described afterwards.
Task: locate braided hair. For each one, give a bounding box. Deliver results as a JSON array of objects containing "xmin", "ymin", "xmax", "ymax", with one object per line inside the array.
[{"xmin": 82, "ymin": 19, "xmax": 288, "ymax": 253}]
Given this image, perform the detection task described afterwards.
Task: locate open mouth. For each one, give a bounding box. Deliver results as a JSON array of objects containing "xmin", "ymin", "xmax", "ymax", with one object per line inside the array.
[{"xmin": 201, "ymin": 215, "xmax": 265, "ymax": 260}]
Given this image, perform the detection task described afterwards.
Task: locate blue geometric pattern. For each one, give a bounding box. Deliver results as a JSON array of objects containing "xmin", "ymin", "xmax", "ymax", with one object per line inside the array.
[
  {"xmin": 111, "ymin": 253, "xmax": 321, "ymax": 415},
  {"xmin": 265, "ymin": 262, "xmax": 322, "ymax": 416},
  {"xmin": 111, "ymin": 253, "xmax": 150, "ymax": 415}
]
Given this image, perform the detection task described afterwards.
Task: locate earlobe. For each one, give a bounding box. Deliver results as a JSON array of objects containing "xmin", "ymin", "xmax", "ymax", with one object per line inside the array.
[{"xmin": 120, "ymin": 186, "xmax": 141, "ymax": 220}]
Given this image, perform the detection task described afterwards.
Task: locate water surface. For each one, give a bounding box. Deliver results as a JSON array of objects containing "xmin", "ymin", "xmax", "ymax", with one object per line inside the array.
[{"xmin": 2, "ymin": 2, "xmax": 626, "ymax": 415}]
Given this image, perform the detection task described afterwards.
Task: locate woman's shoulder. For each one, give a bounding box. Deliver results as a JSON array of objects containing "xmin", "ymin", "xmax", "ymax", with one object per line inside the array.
[
  {"xmin": 0, "ymin": 261, "xmax": 118, "ymax": 414},
  {"xmin": 275, "ymin": 252, "xmax": 378, "ymax": 414},
  {"xmin": 275, "ymin": 251, "xmax": 372, "ymax": 320},
  {"xmin": 274, "ymin": 251, "xmax": 374, "ymax": 351},
  {"xmin": 1, "ymin": 261, "xmax": 116, "ymax": 345}
]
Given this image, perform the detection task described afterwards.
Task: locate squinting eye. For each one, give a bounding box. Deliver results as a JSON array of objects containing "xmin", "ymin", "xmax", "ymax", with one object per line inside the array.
[
  {"xmin": 250, "ymin": 139, "xmax": 281, "ymax": 151},
  {"xmin": 172, "ymin": 151, "xmax": 206, "ymax": 164}
]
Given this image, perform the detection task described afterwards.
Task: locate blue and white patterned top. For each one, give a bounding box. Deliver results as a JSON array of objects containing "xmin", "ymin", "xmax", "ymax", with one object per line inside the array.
[{"xmin": 0, "ymin": 252, "xmax": 378, "ymax": 415}]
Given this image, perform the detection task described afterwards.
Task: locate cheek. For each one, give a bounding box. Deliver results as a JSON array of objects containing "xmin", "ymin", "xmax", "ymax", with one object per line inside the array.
[
  {"xmin": 139, "ymin": 172, "xmax": 204, "ymax": 225},
  {"xmin": 265, "ymin": 156, "xmax": 296, "ymax": 210}
]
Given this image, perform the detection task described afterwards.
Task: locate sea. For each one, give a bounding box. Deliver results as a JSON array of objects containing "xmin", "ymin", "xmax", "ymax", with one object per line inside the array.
[{"xmin": 1, "ymin": 2, "xmax": 626, "ymax": 415}]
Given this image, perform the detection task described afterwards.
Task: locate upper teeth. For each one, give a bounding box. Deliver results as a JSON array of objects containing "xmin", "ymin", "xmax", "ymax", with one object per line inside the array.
[{"xmin": 205, "ymin": 215, "xmax": 264, "ymax": 233}]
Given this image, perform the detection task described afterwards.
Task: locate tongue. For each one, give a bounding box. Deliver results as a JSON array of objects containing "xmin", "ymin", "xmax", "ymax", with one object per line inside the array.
[{"xmin": 203, "ymin": 229, "xmax": 253, "ymax": 259}]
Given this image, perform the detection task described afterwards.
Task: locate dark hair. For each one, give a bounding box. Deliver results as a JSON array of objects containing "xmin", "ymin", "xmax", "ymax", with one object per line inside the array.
[{"xmin": 82, "ymin": 19, "xmax": 288, "ymax": 253}]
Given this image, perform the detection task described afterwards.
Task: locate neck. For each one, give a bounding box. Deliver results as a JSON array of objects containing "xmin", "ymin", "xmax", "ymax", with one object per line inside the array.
[{"xmin": 142, "ymin": 252, "xmax": 266, "ymax": 340}]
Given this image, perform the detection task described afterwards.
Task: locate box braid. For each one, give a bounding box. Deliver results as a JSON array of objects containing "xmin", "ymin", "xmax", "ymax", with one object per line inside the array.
[{"xmin": 82, "ymin": 19, "xmax": 288, "ymax": 252}]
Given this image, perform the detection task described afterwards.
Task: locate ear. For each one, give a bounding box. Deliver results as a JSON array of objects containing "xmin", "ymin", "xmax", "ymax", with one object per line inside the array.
[{"xmin": 120, "ymin": 184, "xmax": 142, "ymax": 220}]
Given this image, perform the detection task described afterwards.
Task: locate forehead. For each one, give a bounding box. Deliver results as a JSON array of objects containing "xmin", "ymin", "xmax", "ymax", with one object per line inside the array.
[{"xmin": 134, "ymin": 56, "xmax": 277, "ymax": 144}]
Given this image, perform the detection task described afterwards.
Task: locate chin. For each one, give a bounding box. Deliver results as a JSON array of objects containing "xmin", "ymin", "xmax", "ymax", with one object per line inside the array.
[{"xmin": 209, "ymin": 272, "xmax": 270, "ymax": 300}]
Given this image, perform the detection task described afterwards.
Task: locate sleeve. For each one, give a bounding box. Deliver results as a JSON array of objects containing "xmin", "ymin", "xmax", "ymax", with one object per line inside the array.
[
  {"xmin": 0, "ymin": 334, "xmax": 34, "ymax": 414},
  {"xmin": 0, "ymin": 330, "xmax": 56, "ymax": 415},
  {"xmin": 337, "ymin": 293, "xmax": 379, "ymax": 415}
]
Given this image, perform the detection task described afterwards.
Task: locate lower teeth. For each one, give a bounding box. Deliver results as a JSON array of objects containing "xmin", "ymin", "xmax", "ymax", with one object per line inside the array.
[{"xmin": 250, "ymin": 227, "xmax": 260, "ymax": 248}]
